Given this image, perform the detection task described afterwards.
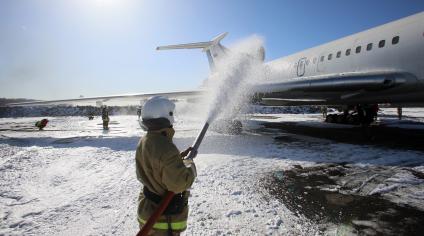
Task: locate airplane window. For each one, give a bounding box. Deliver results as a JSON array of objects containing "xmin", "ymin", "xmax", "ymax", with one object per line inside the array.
[
  {"xmin": 379, "ymin": 40, "xmax": 385, "ymax": 48},
  {"xmin": 328, "ymin": 54, "xmax": 332, "ymax": 60},
  {"xmin": 356, "ymin": 46, "xmax": 361, "ymax": 53},
  {"xmin": 320, "ymin": 56, "xmax": 324, "ymax": 62},
  {"xmin": 367, "ymin": 43, "xmax": 373, "ymax": 51},
  {"xmin": 345, "ymin": 49, "xmax": 351, "ymax": 56},
  {"xmin": 392, "ymin": 36, "xmax": 399, "ymax": 45},
  {"xmin": 336, "ymin": 51, "xmax": 341, "ymax": 58}
]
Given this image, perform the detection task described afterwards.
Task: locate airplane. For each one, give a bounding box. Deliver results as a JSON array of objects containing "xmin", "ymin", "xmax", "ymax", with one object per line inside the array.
[{"xmin": 7, "ymin": 11, "xmax": 424, "ymax": 126}]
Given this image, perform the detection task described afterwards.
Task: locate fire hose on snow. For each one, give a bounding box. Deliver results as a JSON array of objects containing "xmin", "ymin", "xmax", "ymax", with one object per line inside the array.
[{"xmin": 136, "ymin": 122, "xmax": 210, "ymax": 236}]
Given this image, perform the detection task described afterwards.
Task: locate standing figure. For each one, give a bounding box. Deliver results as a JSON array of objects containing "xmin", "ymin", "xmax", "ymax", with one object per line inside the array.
[
  {"xmin": 137, "ymin": 106, "xmax": 142, "ymax": 119},
  {"xmin": 321, "ymin": 106, "xmax": 328, "ymax": 118},
  {"xmin": 397, "ymin": 107, "xmax": 403, "ymax": 120},
  {"xmin": 372, "ymin": 104, "xmax": 379, "ymax": 121},
  {"xmin": 136, "ymin": 96, "xmax": 196, "ymax": 236},
  {"xmin": 102, "ymin": 106, "xmax": 110, "ymax": 130}
]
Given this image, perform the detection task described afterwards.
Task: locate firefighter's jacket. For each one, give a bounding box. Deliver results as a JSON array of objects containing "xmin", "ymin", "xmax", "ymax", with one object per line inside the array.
[{"xmin": 136, "ymin": 128, "xmax": 196, "ymax": 232}]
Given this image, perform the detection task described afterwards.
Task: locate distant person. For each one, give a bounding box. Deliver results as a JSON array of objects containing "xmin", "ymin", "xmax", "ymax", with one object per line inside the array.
[
  {"xmin": 88, "ymin": 111, "xmax": 95, "ymax": 120},
  {"xmin": 321, "ymin": 106, "xmax": 327, "ymax": 118},
  {"xmin": 397, "ymin": 107, "xmax": 402, "ymax": 120},
  {"xmin": 356, "ymin": 104, "xmax": 366, "ymax": 125},
  {"xmin": 35, "ymin": 119, "xmax": 49, "ymax": 130},
  {"xmin": 136, "ymin": 96, "xmax": 196, "ymax": 236},
  {"xmin": 372, "ymin": 104, "xmax": 379, "ymax": 121},
  {"xmin": 137, "ymin": 106, "xmax": 142, "ymax": 119},
  {"xmin": 102, "ymin": 106, "xmax": 109, "ymax": 130},
  {"xmin": 362, "ymin": 104, "xmax": 376, "ymax": 125}
]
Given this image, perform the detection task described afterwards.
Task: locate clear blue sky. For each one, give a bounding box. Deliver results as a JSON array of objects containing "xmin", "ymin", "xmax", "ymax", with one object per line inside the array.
[{"xmin": 1, "ymin": 0, "xmax": 423, "ymax": 100}]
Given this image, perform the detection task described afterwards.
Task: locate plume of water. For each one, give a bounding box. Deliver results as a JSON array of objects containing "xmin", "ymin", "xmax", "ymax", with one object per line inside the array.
[
  {"xmin": 183, "ymin": 36, "xmax": 266, "ymax": 159},
  {"xmin": 202, "ymin": 35, "xmax": 265, "ymax": 124}
]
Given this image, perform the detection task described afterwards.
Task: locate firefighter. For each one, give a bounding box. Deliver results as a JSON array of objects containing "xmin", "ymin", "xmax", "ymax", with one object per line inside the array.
[
  {"xmin": 137, "ymin": 106, "xmax": 142, "ymax": 119},
  {"xmin": 397, "ymin": 107, "xmax": 403, "ymax": 120},
  {"xmin": 101, "ymin": 106, "xmax": 109, "ymax": 130},
  {"xmin": 321, "ymin": 106, "xmax": 327, "ymax": 118},
  {"xmin": 35, "ymin": 119, "xmax": 49, "ymax": 130},
  {"xmin": 136, "ymin": 96, "xmax": 196, "ymax": 236}
]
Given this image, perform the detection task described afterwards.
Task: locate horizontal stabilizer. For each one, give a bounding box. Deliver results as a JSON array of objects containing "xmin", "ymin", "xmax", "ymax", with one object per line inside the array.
[
  {"xmin": 156, "ymin": 42, "xmax": 212, "ymax": 50},
  {"xmin": 156, "ymin": 33, "xmax": 229, "ymax": 70},
  {"xmin": 156, "ymin": 32, "xmax": 228, "ymax": 51}
]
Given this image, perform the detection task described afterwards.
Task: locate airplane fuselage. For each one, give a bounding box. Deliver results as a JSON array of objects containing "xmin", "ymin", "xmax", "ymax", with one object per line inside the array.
[{"xmin": 259, "ymin": 12, "xmax": 424, "ymax": 106}]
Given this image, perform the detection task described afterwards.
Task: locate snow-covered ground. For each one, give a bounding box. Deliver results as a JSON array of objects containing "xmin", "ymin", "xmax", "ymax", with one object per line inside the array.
[{"xmin": 1, "ymin": 107, "xmax": 424, "ymax": 235}]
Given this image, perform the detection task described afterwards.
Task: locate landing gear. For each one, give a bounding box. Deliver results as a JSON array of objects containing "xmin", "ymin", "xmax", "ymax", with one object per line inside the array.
[{"xmin": 325, "ymin": 104, "xmax": 378, "ymax": 126}]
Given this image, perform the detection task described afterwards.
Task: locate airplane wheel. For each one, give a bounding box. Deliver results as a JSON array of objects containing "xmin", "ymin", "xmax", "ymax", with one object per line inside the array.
[
  {"xmin": 326, "ymin": 114, "xmax": 335, "ymax": 123},
  {"xmin": 347, "ymin": 114, "xmax": 358, "ymax": 125},
  {"xmin": 336, "ymin": 114, "xmax": 346, "ymax": 124}
]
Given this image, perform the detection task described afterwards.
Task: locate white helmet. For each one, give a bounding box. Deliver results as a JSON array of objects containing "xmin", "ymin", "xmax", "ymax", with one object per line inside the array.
[{"xmin": 141, "ymin": 96, "xmax": 175, "ymax": 124}]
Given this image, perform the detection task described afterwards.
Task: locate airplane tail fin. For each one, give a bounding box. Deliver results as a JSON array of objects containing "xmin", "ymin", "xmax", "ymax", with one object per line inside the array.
[{"xmin": 156, "ymin": 32, "xmax": 229, "ymax": 71}]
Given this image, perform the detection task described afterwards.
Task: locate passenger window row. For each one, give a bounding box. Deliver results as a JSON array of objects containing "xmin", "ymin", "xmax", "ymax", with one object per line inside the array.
[{"xmin": 319, "ymin": 36, "xmax": 400, "ymax": 62}]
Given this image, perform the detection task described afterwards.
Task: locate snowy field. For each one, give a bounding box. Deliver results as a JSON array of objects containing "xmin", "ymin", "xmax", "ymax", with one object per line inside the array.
[{"xmin": 1, "ymin": 108, "xmax": 424, "ymax": 235}]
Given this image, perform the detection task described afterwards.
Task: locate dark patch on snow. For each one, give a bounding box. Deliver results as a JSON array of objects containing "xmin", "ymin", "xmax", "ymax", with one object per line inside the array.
[
  {"xmin": 262, "ymin": 164, "xmax": 424, "ymax": 236},
  {"xmin": 264, "ymin": 121, "xmax": 424, "ymax": 151},
  {"xmin": 273, "ymin": 135, "xmax": 299, "ymax": 143}
]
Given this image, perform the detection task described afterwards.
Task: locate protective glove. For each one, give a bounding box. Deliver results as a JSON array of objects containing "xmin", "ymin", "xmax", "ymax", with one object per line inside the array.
[
  {"xmin": 190, "ymin": 162, "xmax": 197, "ymax": 177},
  {"xmin": 180, "ymin": 147, "xmax": 194, "ymax": 158}
]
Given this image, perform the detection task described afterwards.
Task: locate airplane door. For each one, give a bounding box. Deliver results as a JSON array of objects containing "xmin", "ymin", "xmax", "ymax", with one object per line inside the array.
[
  {"xmin": 297, "ymin": 58, "xmax": 306, "ymax": 76},
  {"xmin": 317, "ymin": 53, "xmax": 326, "ymax": 72}
]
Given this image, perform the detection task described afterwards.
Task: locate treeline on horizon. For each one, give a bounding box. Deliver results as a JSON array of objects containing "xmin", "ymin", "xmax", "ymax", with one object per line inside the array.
[
  {"xmin": 0, "ymin": 105, "xmax": 140, "ymax": 118},
  {"xmin": 0, "ymin": 98, "xmax": 37, "ymax": 106}
]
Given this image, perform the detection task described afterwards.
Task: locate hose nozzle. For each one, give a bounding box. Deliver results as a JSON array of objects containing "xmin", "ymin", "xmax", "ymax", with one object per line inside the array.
[{"xmin": 186, "ymin": 122, "xmax": 210, "ymax": 160}]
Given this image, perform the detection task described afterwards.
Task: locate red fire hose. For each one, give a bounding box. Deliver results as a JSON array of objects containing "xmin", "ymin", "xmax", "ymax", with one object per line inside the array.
[{"xmin": 136, "ymin": 191, "xmax": 175, "ymax": 236}]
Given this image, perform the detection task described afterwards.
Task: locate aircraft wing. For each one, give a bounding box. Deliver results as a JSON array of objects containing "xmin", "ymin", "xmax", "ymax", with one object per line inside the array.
[
  {"xmin": 254, "ymin": 71, "xmax": 417, "ymax": 106},
  {"xmin": 6, "ymin": 90, "xmax": 202, "ymax": 106}
]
